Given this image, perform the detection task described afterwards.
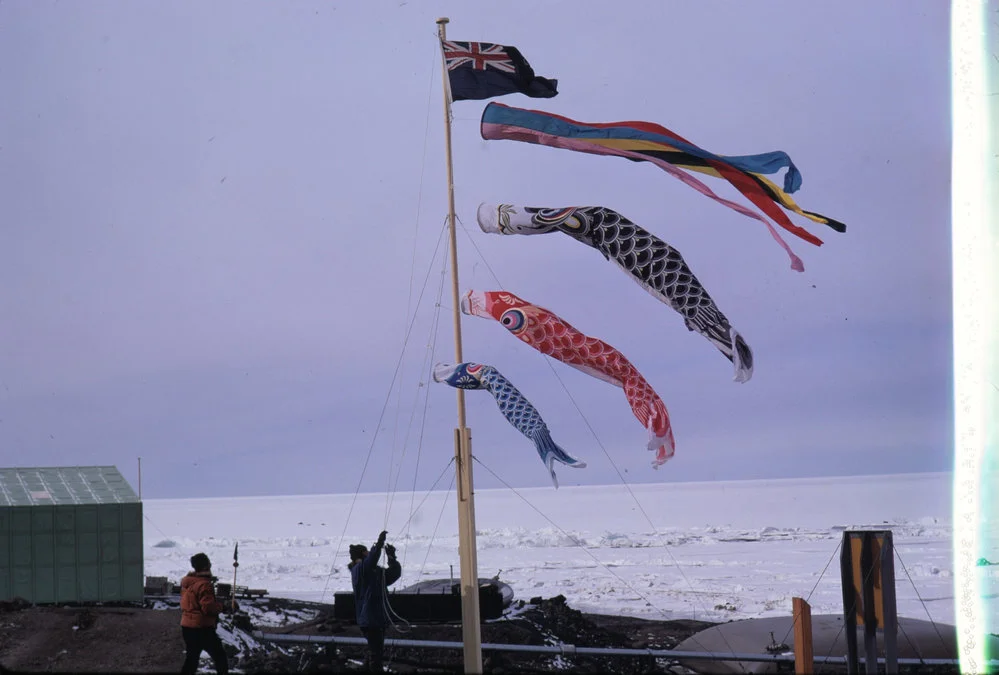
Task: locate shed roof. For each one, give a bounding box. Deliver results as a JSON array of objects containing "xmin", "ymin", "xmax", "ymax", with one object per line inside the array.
[{"xmin": 0, "ymin": 466, "xmax": 139, "ymax": 506}]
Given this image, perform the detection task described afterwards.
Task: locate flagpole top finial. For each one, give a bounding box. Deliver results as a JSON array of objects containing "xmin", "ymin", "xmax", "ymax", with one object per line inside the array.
[{"xmin": 436, "ymin": 17, "xmax": 449, "ymax": 25}]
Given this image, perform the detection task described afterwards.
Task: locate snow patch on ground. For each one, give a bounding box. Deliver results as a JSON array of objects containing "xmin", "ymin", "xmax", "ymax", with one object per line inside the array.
[{"xmin": 142, "ymin": 473, "xmax": 974, "ymax": 626}]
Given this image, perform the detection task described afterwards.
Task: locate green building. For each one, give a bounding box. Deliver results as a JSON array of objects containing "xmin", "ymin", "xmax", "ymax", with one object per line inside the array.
[{"xmin": 0, "ymin": 466, "xmax": 144, "ymax": 604}]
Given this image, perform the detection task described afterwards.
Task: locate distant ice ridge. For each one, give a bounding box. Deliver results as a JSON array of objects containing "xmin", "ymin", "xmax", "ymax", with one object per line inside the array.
[
  {"xmin": 148, "ymin": 520, "xmax": 950, "ymax": 556},
  {"xmin": 143, "ymin": 473, "xmax": 961, "ymax": 625}
]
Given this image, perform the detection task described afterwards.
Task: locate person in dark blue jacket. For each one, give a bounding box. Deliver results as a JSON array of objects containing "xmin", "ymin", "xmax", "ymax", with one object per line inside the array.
[{"xmin": 348, "ymin": 530, "xmax": 401, "ymax": 672}]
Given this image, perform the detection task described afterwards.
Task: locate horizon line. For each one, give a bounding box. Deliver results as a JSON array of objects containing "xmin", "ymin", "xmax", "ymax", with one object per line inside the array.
[{"xmin": 140, "ymin": 469, "xmax": 952, "ymax": 502}]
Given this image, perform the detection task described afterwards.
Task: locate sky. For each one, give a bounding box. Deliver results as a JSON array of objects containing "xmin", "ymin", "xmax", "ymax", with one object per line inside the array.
[{"xmin": 1, "ymin": 1, "xmax": 958, "ymax": 499}]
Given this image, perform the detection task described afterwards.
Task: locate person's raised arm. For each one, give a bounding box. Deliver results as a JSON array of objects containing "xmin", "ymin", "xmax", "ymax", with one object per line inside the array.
[
  {"xmin": 362, "ymin": 530, "xmax": 388, "ymax": 571},
  {"xmin": 385, "ymin": 544, "xmax": 401, "ymax": 586}
]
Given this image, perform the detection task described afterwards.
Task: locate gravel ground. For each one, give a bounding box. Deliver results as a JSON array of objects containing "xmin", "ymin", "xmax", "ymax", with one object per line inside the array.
[{"xmin": 0, "ymin": 594, "xmax": 715, "ymax": 673}]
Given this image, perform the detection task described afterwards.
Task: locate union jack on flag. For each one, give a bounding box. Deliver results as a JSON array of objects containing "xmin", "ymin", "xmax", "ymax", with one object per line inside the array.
[
  {"xmin": 443, "ymin": 42, "xmax": 517, "ymax": 73},
  {"xmin": 441, "ymin": 39, "xmax": 557, "ymax": 101}
]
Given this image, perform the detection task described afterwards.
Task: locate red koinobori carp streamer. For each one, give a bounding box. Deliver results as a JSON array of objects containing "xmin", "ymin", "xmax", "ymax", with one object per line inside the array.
[
  {"xmin": 480, "ymin": 102, "xmax": 846, "ymax": 272},
  {"xmin": 461, "ymin": 289, "xmax": 676, "ymax": 467}
]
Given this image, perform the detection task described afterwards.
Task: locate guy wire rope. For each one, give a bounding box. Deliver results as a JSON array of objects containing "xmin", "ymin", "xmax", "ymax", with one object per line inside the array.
[
  {"xmin": 472, "ymin": 457, "xmax": 745, "ymax": 671},
  {"xmin": 456, "ymin": 216, "xmax": 749, "ymax": 671},
  {"xmin": 384, "ymin": 42, "xmax": 443, "ymax": 523},
  {"xmin": 320, "ymin": 220, "xmax": 450, "ymax": 605},
  {"xmin": 386, "ymin": 222, "xmax": 450, "ymax": 529}
]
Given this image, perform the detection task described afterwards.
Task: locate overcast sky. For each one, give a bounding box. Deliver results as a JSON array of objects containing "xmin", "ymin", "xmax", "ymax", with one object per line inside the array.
[{"xmin": 1, "ymin": 1, "xmax": 956, "ymax": 499}]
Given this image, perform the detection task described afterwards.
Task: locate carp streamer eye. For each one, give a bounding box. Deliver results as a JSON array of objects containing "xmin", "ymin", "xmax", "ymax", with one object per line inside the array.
[{"xmin": 500, "ymin": 309, "xmax": 526, "ymax": 333}]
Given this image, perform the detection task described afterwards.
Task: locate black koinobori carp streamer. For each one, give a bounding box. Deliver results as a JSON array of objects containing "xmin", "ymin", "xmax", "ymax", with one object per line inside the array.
[{"xmin": 477, "ymin": 203, "xmax": 753, "ymax": 383}]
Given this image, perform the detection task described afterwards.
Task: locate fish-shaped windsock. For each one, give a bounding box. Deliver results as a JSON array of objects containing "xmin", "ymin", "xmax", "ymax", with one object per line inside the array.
[
  {"xmin": 477, "ymin": 203, "xmax": 753, "ymax": 383},
  {"xmin": 460, "ymin": 291, "xmax": 676, "ymax": 467},
  {"xmin": 432, "ymin": 362, "xmax": 586, "ymax": 488},
  {"xmin": 480, "ymin": 103, "xmax": 847, "ymax": 273}
]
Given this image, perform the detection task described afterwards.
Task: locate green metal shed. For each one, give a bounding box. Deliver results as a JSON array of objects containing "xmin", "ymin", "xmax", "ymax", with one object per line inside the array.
[{"xmin": 0, "ymin": 465, "xmax": 144, "ymax": 604}]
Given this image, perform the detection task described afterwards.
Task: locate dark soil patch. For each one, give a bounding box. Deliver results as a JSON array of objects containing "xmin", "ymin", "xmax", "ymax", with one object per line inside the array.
[
  {"xmin": 0, "ymin": 594, "xmax": 715, "ymax": 674},
  {"xmin": 251, "ymin": 594, "xmax": 715, "ymax": 674},
  {"xmin": 0, "ymin": 603, "xmax": 186, "ymax": 673}
]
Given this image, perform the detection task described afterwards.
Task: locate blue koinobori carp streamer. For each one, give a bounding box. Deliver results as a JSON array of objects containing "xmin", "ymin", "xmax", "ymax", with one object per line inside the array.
[
  {"xmin": 477, "ymin": 203, "xmax": 753, "ymax": 383},
  {"xmin": 432, "ymin": 362, "xmax": 586, "ymax": 488},
  {"xmin": 480, "ymin": 102, "xmax": 846, "ymax": 272}
]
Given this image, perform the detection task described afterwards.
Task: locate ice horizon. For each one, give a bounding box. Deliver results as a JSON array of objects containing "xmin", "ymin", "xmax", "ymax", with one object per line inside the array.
[{"xmin": 143, "ymin": 471, "xmax": 970, "ymax": 627}]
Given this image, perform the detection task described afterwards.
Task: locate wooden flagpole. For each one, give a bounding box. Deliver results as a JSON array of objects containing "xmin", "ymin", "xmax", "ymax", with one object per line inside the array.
[{"xmin": 435, "ymin": 17, "xmax": 483, "ymax": 674}]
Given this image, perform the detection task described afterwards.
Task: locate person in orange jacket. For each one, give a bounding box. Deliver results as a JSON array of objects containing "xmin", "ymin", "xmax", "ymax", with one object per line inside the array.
[{"xmin": 180, "ymin": 552, "xmax": 234, "ymax": 674}]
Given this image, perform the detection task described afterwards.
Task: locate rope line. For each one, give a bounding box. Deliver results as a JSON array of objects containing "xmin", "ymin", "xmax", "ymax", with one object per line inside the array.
[
  {"xmin": 381, "ymin": 217, "xmax": 451, "ymax": 532},
  {"xmin": 400, "ymin": 279, "xmax": 448, "ymax": 558},
  {"xmin": 403, "ymin": 43, "xmax": 441, "ymax": 342},
  {"xmin": 322, "ymin": 43, "xmax": 447, "ymax": 602},
  {"xmin": 384, "ymin": 39, "xmax": 440, "ymax": 528},
  {"xmin": 893, "ymin": 546, "xmax": 953, "ymax": 659},
  {"xmin": 819, "ymin": 547, "xmax": 885, "ymax": 665},
  {"xmin": 143, "ymin": 513, "xmax": 173, "ymax": 541},
  {"xmin": 778, "ymin": 539, "xmax": 842, "ymax": 647},
  {"xmin": 387, "ymin": 225, "xmax": 450, "ymax": 527},
  {"xmin": 319, "ymin": 220, "xmax": 449, "ymax": 605},
  {"xmin": 395, "ymin": 457, "xmax": 457, "ymax": 537},
  {"xmin": 418, "ymin": 471, "xmax": 457, "ymax": 582},
  {"xmin": 473, "ymin": 456, "xmax": 740, "ymax": 663},
  {"xmin": 456, "ymin": 215, "xmax": 747, "ymax": 671}
]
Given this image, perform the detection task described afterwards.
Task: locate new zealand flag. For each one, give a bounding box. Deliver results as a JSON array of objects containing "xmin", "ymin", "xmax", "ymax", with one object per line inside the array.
[{"xmin": 443, "ymin": 41, "xmax": 558, "ymax": 101}]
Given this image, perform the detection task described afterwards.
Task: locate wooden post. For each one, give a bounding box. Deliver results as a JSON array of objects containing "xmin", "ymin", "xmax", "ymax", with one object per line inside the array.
[
  {"xmin": 841, "ymin": 531, "xmax": 897, "ymax": 675},
  {"xmin": 454, "ymin": 426, "xmax": 481, "ymax": 673},
  {"xmin": 436, "ymin": 17, "xmax": 482, "ymax": 674},
  {"xmin": 792, "ymin": 596, "xmax": 814, "ymax": 674},
  {"xmin": 860, "ymin": 532, "xmax": 879, "ymax": 674},
  {"xmin": 841, "ymin": 534, "xmax": 860, "ymax": 674},
  {"xmin": 880, "ymin": 531, "xmax": 899, "ymax": 674}
]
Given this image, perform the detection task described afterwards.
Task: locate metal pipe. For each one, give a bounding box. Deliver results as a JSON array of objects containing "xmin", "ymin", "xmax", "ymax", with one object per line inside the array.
[
  {"xmin": 253, "ymin": 631, "xmax": 996, "ymax": 667},
  {"xmin": 255, "ymin": 632, "xmax": 782, "ymax": 661}
]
